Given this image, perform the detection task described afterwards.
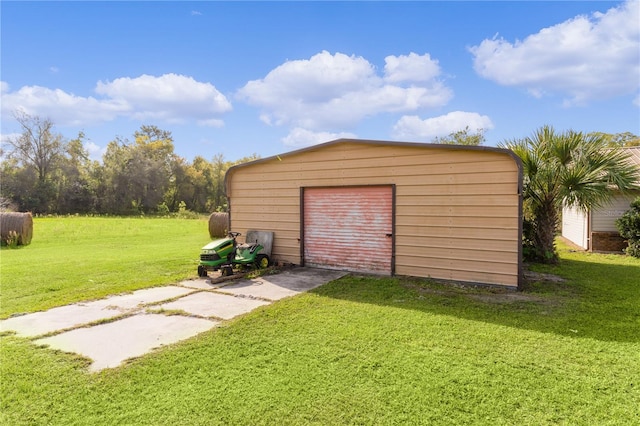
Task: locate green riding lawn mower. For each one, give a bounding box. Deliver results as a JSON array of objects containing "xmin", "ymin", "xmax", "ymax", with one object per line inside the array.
[{"xmin": 197, "ymin": 231, "xmax": 271, "ymax": 277}]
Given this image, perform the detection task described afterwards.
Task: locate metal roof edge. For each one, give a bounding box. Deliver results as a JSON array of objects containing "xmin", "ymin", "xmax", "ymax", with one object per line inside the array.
[{"xmin": 225, "ymin": 138, "xmax": 524, "ymax": 184}]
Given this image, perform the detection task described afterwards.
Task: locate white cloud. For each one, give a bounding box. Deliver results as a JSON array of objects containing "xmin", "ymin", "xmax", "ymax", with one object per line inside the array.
[
  {"xmin": 469, "ymin": 0, "xmax": 640, "ymax": 105},
  {"xmin": 95, "ymin": 74, "xmax": 232, "ymax": 123},
  {"xmin": 384, "ymin": 52, "xmax": 441, "ymax": 83},
  {"xmin": 0, "ymin": 74, "xmax": 232, "ymax": 127},
  {"xmin": 392, "ymin": 111, "xmax": 494, "ymax": 141},
  {"xmin": 281, "ymin": 127, "xmax": 357, "ymax": 148},
  {"xmin": 238, "ymin": 50, "xmax": 452, "ymax": 130},
  {"xmin": 1, "ymin": 85, "xmax": 128, "ymax": 126}
]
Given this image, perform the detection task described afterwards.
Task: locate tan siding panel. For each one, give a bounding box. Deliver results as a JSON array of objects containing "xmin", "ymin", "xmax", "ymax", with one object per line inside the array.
[
  {"xmin": 397, "ymin": 214, "xmax": 518, "ymax": 230},
  {"xmin": 231, "ymin": 167, "xmax": 517, "ymax": 186},
  {"xmin": 397, "ymin": 194, "xmax": 517, "ymax": 207},
  {"xmin": 397, "ymin": 235, "xmax": 517, "ymax": 252},
  {"xmin": 230, "ymin": 204, "xmax": 299, "ymax": 215},
  {"xmin": 396, "ymin": 254, "xmax": 516, "ymax": 276},
  {"xmin": 398, "ymin": 182, "xmax": 517, "ymax": 196},
  {"xmin": 395, "ymin": 205, "xmax": 517, "ymax": 218},
  {"xmin": 395, "ymin": 244, "xmax": 518, "ymax": 264},
  {"xmin": 396, "ymin": 225, "xmax": 518, "ymax": 240},
  {"xmin": 380, "ymin": 161, "xmax": 518, "ymax": 178},
  {"xmin": 396, "ymin": 264, "xmax": 518, "ymax": 287}
]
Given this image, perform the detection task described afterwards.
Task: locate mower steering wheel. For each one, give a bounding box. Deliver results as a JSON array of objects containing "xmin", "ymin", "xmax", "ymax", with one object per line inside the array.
[{"xmin": 228, "ymin": 232, "xmax": 241, "ymax": 238}]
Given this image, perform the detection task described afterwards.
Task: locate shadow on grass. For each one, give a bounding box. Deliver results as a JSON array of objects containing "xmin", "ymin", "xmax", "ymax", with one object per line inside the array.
[{"xmin": 310, "ymin": 256, "xmax": 640, "ymax": 344}]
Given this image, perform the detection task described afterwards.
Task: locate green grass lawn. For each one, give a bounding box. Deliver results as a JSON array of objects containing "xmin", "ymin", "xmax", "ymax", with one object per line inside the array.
[
  {"xmin": 1, "ymin": 219, "xmax": 639, "ymax": 425},
  {"xmin": 0, "ymin": 216, "xmax": 211, "ymax": 317}
]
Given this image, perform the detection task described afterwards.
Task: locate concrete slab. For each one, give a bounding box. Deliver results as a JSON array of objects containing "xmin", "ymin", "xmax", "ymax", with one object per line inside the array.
[
  {"xmin": 220, "ymin": 267, "xmax": 348, "ymax": 301},
  {"xmin": 4, "ymin": 267, "xmax": 348, "ymax": 371},
  {"xmin": 34, "ymin": 313, "xmax": 217, "ymax": 372},
  {"xmin": 158, "ymin": 292, "xmax": 270, "ymax": 320},
  {"xmin": 0, "ymin": 286, "xmax": 194, "ymax": 337},
  {"xmin": 0, "ymin": 304, "xmax": 125, "ymax": 338}
]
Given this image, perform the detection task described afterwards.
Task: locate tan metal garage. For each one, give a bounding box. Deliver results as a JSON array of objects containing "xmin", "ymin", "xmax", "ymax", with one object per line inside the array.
[{"xmin": 225, "ymin": 139, "xmax": 523, "ymax": 288}]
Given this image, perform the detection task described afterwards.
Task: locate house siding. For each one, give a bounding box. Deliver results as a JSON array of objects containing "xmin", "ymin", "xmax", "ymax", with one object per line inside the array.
[
  {"xmin": 561, "ymin": 205, "xmax": 589, "ymax": 250},
  {"xmin": 561, "ymin": 147, "xmax": 640, "ymax": 252},
  {"xmin": 562, "ymin": 191, "xmax": 640, "ymax": 252},
  {"xmin": 591, "ymin": 192, "xmax": 639, "ymax": 232},
  {"xmin": 226, "ymin": 140, "xmax": 522, "ymax": 288}
]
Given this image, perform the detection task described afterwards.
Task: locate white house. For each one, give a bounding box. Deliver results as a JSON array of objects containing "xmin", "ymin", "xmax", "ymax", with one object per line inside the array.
[{"xmin": 561, "ymin": 147, "xmax": 640, "ymax": 252}]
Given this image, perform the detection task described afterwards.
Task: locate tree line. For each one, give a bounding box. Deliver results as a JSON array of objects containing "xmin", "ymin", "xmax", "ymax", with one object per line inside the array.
[
  {"xmin": 1, "ymin": 112, "xmax": 258, "ymax": 215},
  {"xmin": 2, "ymin": 112, "xmax": 639, "ymax": 264}
]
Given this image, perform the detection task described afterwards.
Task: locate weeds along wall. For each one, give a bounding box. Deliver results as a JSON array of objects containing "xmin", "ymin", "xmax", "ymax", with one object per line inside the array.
[{"xmin": 225, "ymin": 139, "xmax": 523, "ymax": 288}]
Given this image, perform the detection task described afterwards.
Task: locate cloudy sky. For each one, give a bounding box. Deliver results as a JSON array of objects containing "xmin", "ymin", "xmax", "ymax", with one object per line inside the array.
[{"xmin": 1, "ymin": 1, "xmax": 638, "ymax": 162}]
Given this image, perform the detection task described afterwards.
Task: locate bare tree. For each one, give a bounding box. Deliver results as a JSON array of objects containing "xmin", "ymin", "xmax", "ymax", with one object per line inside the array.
[{"xmin": 5, "ymin": 111, "xmax": 64, "ymax": 182}]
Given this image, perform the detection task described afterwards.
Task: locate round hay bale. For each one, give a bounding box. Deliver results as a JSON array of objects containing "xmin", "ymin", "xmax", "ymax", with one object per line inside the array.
[
  {"xmin": 208, "ymin": 212, "xmax": 229, "ymax": 238},
  {"xmin": 0, "ymin": 212, "xmax": 33, "ymax": 246}
]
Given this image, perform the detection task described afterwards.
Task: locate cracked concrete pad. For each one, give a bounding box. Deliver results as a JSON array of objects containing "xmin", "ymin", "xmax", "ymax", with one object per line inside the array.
[
  {"xmin": 0, "ymin": 304, "xmax": 126, "ymax": 338},
  {"xmin": 158, "ymin": 292, "xmax": 270, "ymax": 320},
  {"xmin": 34, "ymin": 313, "xmax": 217, "ymax": 372},
  {"xmin": 3, "ymin": 267, "xmax": 348, "ymax": 371},
  {"xmin": 220, "ymin": 267, "xmax": 348, "ymax": 301},
  {"xmin": 0, "ymin": 286, "xmax": 194, "ymax": 338}
]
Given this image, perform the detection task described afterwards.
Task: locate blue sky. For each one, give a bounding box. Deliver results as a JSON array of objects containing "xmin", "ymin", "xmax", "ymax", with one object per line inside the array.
[{"xmin": 1, "ymin": 1, "xmax": 639, "ymax": 162}]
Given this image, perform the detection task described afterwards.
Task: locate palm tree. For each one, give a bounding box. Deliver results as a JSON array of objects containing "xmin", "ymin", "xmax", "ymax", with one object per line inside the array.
[{"xmin": 500, "ymin": 126, "xmax": 639, "ymax": 263}]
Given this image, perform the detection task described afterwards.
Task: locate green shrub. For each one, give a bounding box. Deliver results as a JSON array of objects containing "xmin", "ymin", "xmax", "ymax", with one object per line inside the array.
[
  {"xmin": 176, "ymin": 201, "xmax": 200, "ymax": 219},
  {"xmin": 616, "ymin": 197, "xmax": 640, "ymax": 257},
  {"xmin": 156, "ymin": 202, "xmax": 170, "ymax": 216}
]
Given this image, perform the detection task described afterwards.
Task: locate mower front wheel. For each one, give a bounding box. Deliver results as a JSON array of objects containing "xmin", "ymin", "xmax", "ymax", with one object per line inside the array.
[
  {"xmin": 255, "ymin": 254, "xmax": 270, "ymax": 269},
  {"xmin": 197, "ymin": 265, "xmax": 208, "ymax": 278}
]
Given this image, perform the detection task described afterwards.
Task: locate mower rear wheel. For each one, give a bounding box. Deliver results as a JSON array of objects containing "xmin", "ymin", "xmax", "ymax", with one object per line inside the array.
[{"xmin": 255, "ymin": 254, "xmax": 270, "ymax": 269}]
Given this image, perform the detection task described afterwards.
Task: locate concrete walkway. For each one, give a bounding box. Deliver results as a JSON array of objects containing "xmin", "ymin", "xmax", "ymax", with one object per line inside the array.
[{"xmin": 0, "ymin": 267, "xmax": 347, "ymax": 372}]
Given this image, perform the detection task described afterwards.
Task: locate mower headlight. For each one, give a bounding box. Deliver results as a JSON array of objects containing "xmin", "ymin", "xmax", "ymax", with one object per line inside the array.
[{"xmin": 202, "ymin": 249, "xmax": 215, "ymax": 254}]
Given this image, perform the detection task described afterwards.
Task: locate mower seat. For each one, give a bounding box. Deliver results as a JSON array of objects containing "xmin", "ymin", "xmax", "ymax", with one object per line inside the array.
[{"xmin": 238, "ymin": 242, "xmax": 260, "ymax": 254}]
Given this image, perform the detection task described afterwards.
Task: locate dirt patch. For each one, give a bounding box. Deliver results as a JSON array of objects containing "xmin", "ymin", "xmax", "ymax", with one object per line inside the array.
[
  {"xmin": 401, "ymin": 275, "xmax": 564, "ymax": 307},
  {"xmin": 466, "ymin": 291, "xmax": 551, "ymax": 305},
  {"xmin": 523, "ymin": 270, "xmax": 566, "ymax": 284}
]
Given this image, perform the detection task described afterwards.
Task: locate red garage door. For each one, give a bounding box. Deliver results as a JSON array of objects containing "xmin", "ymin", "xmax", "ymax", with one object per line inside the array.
[{"xmin": 302, "ymin": 186, "xmax": 394, "ymax": 275}]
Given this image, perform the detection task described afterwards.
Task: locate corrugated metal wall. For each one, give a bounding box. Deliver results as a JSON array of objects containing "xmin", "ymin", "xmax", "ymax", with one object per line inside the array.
[
  {"xmin": 226, "ymin": 140, "xmax": 522, "ymax": 288},
  {"xmin": 303, "ymin": 186, "xmax": 393, "ymax": 275}
]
